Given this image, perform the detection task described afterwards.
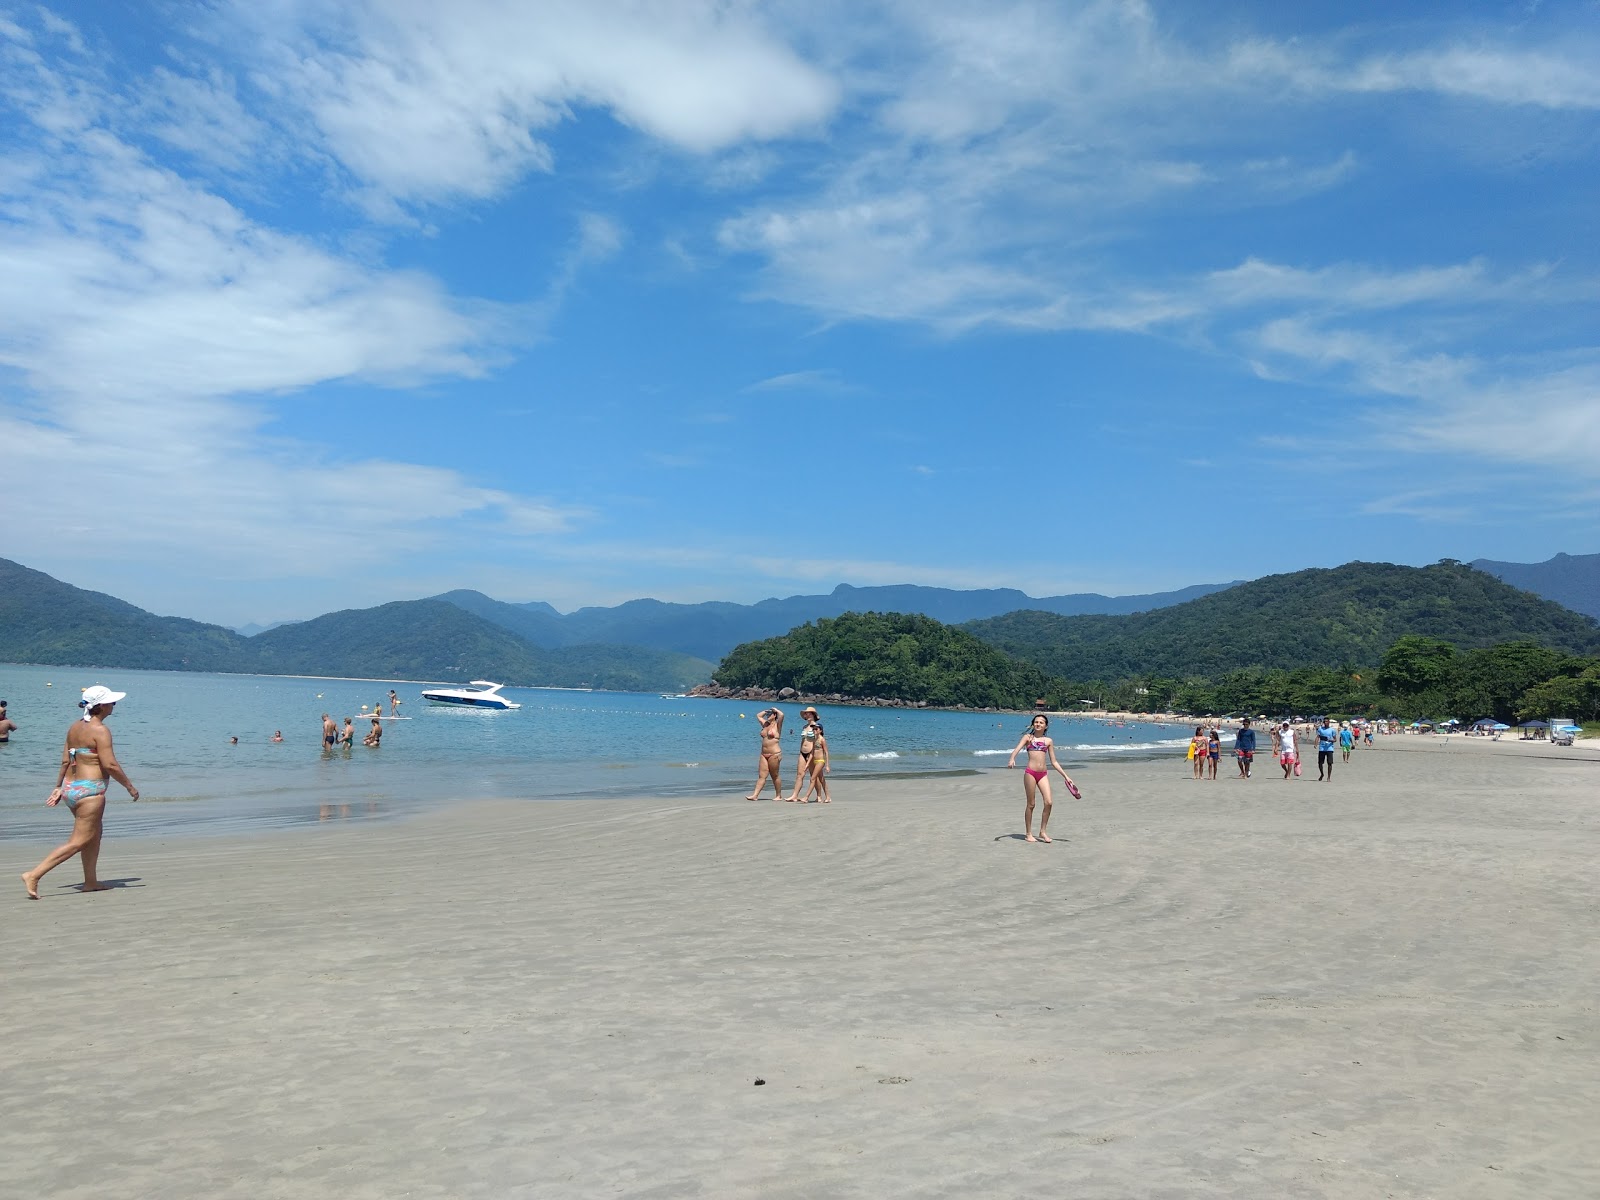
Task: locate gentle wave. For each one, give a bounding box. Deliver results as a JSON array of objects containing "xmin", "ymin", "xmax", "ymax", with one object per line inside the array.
[
  {"xmin": 972, "ymin": 749, "xmax": 1011, "ymax": 756},
  {"xmin": 1071, "ymin": 738, "xmax": 1193, "ymax": 752},
  {"xmin": 857, "ymin": 751, "xmax": 901, "ymax": 760}
]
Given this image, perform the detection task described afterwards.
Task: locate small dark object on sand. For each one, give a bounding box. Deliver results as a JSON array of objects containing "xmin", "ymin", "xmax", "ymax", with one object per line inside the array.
[{"xmin": 753, "ymin": 1078, "xmax": 766, "ymax": 1086}]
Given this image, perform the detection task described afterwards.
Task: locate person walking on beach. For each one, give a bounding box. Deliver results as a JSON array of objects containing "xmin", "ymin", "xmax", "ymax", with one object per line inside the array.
[
  {"xmin": 1207, "ymin": 726, "xmax": 1221, "ymax": 779},
  {"xmin": 1339, "ymin": 723, "xmax": 1355, "ymax": 763},
  {"xmin": 322, "ymin": 713, "xmax": 337, "ymax": 750},
  {"xmin": 22, "ymin": 685, "xmax": 139, "ymax": 899},
  {"xmin": 1189, "ymin": 726, "xmax": 1207, "ymax": 779},
  {"xmin": 1279, "ymin": 721, "xmax": 1299, "ymax": 779},
  {"xmin": 744, "ymin": 707, "xmax": 785, "ymax": 800},
  {"xmin": 1235, "ymin": 717, "xmax": 1256, "ymax": 778},
  {"xmin": 0, "ymin": 699, "xmax": 16, "ymax": 743},
  {"xmin": 1008, "ymin": 714, "xmax": 1078, "ymax": 843},
  {"xmin": 788, "ymin": 706, "xmax": 831, "ymax": 803},
  {"xmin": 1316, "ymin": 718, "xmax": 1338, "ymax": 781}
]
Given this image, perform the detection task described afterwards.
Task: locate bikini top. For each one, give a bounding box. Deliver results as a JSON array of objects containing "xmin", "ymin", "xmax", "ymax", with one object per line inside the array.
[
  {"xmin": 801, "ymin": 722, "xmax": 822, "ymax": 742},
  {"xmin": 1029, "ymin": 739, "xmax": 1048, "ymax": 752},
  {"xmin": 68, "ymin": 746, "xmax": 101, "ymax": 767}
]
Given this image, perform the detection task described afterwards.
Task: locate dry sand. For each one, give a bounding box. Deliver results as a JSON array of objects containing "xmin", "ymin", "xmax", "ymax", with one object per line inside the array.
[{"xmin": 5, "ymin": 738, "xmax": 1599, "ymax": 1199}]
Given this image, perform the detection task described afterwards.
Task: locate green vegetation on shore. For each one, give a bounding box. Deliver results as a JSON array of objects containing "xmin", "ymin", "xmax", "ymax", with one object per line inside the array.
[
  {"xmin": 716, "ymin": 612, "xmax": 1600, "ymax": 724},
  {"xmin": 714, "ymin": 612, "xmax": 1064, "ymax": 708},
  {"xmin": 964, "ymin": 561, "xmax": 1600, "ymax": 682}
]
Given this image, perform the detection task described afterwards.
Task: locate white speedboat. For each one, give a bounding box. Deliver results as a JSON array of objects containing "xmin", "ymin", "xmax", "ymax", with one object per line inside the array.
[{"xmin": 420, "ymin": 680, "xmax": 521, "ymax": 710}]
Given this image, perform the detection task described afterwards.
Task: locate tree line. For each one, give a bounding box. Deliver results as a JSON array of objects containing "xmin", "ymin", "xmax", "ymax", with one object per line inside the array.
[{"xmin": 717, "ymin": 612, "xmax": 1600, "ymax": 722}]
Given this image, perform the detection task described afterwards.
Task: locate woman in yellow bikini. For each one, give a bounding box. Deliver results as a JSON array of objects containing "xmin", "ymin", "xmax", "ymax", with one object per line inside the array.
[
  {"xmin": 1006, "ymin": 714, "xmax": 1079, "ymax": 843},
  {"xmin": 789, "ymin": 706, "xmax": 832, "ymax": 803},
  {"xmin": 22, "ymin": 685, "xmax": 140, "ymax": 899}
]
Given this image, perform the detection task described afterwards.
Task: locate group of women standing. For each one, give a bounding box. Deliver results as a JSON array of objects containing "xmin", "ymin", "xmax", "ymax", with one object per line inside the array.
[{"xmin": 745, "ymin": 705, "xmax": 832, "ymax": 803}]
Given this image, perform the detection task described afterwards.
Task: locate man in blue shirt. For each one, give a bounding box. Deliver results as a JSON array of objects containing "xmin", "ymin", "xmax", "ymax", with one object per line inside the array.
[
  {"xmin": 1316, "ymin": 718, "xmax": 1338, "ymax": 781},
  {"xmin": 1234, "ymin": 718, "xmax": 1257, "ymax": 778}
]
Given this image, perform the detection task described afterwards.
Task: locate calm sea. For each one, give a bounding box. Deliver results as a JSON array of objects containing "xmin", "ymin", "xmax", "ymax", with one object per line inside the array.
[{"xmin": 0, "ymin": 664, "xmax": 1189, "ymax": 840}]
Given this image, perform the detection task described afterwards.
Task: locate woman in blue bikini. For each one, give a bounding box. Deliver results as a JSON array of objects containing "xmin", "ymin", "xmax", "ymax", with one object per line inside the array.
[
  {"xmin": 1006, "ymin": 714, "xmax": 1079, "ymax": 843},
  {"xmin": 22, "ymin": 685, "xmax": 140, "ymax": 899}
]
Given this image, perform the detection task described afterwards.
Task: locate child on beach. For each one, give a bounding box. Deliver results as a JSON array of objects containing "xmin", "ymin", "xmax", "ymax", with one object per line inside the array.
[{"xmin": 1007, "ymin": 714, "xmax": 1079, "ymax": 843}]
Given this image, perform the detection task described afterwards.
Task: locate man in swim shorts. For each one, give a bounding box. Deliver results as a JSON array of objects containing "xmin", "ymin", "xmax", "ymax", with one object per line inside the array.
[
  {"xmin": 322, "ymin": 713, "xmax": 338, "ymax": 749},
  {"xmin": 0, "ymin": 700, "xmax": 15, "ymax": 743},
  {"xmin": 1234, "ymin": 717, "xmax": 1256, "ymax": 778}
]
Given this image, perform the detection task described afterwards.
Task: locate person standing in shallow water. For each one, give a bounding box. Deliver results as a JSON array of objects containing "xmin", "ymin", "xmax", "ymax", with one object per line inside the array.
[
  {"xmin": 1007, "ymin": 714, "xmax": 1078, "ymax": 843},
  {"xmin": 22, "ymin": 685, "xmax": 140, "ymax": 899},
  {"xmin": 744, "ymin": 707, "xmax": 784, "ymax": 800}
]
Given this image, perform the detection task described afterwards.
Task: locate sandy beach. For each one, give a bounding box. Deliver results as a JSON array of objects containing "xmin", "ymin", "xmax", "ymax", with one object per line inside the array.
[{"xmin": 6, "ymin": 737, "xmax": 1598, "ymax": 1199}]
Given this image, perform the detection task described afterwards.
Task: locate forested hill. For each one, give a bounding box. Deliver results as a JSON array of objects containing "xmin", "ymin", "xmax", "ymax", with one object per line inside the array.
[
  {"xmin": 0, "ymin": 556, "xmax": 245, "ymax": 671},
  {"xmin": 964, "ymin": 560, "xmax": 1600, "ymax": 681},
  {"xmin": 713, "ymin": 612, "xmax": 1066, "ymax": 708},
  {"xmin": 246, "ymin": 601, "xmax": 711, "ymax": 691},
  {"xmin": 0, "ymin": 558, "xmax": 710, "ymax": 690}
]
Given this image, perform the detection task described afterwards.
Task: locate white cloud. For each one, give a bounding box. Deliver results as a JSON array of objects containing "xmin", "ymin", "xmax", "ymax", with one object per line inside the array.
[
  {"xmin": 234, "ymin": 0, "xmax": 840, "ymax": 208},
  {"xmin": 0, "ymin": 19, "xmax": 586, "ymax": 584}
]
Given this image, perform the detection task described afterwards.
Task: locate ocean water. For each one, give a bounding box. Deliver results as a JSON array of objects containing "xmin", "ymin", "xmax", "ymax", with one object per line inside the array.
[{"xmin": 0, "ymin": 664, "xmax": 1190, "ymax": 840}]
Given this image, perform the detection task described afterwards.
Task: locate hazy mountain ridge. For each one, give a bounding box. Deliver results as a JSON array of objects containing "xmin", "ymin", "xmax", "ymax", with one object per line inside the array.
[
  {"xmin": 435, "ymin": 580, "xmax": 1242, "ymax": 661},
  {"xmin": 1471, "ymin": 552, "xmax": 1600, "ymax": 621},
  {"xmin": 0, "ymin": 559, "xmax": 708, "ymax": 690}
]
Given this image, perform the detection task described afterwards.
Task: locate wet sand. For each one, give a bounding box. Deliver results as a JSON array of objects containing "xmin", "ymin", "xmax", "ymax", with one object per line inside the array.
[{"xmin": 5, "ymin": 738, "xmax": 1599, "ymax": 1198}]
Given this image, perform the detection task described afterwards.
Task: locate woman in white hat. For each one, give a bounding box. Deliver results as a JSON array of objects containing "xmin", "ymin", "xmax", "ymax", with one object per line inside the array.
[{"xmin": 21, "ymin": 685, "xmax": 140, "ymax": 899}]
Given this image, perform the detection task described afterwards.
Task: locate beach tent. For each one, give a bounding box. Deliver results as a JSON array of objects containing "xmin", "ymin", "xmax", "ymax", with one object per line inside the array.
[
  {"xmin": 1517, "ymin": 720, "xmax": 1549, "ymax": 728},
  {"xmin": 1472, "ymin": 718, "xmax": 1498, "ymax": 728}
]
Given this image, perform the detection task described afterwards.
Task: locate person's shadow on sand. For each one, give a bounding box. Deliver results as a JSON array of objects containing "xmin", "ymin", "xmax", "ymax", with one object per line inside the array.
[
  {"xmin": 993, "ymin": 834, "xmax": 1066, "ymax": 843},
  {"xmin": 67, "ymin": 877, "xmax": 144, "ymax": 893}
]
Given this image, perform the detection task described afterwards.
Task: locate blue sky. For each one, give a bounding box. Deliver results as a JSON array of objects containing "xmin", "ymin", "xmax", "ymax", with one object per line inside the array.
[{"xmin": 2, "ymin": 1, "xmax": 1596, "ymax": 627}]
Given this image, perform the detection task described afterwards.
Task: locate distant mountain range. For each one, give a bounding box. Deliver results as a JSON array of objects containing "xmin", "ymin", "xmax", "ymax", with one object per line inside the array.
[
  {"xmin": 0, "ymin": 558, "xmax": 710, "ymax": 691},
  {"xmin": 1471, "ymin": 552, "xmax": 1600, "ymax": 621},
  {"xmin": 6, "ymin": 551, "xmax": 1596, "ymax": 691},
  {"xmin": 426, "ymin": 580, "xmax": 1241, "ymax": 662}
]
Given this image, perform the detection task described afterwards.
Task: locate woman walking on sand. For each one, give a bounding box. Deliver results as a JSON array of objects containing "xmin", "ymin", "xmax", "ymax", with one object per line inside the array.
[
  {"xmin": 22, "ymin": 685, "xmax": 140, "ymax": 899},
  {"xmin": 789, "ymin": 706, "xmax": 831, "ymax": 803},
  {"xmin": 1007, "ymin": 714, "xmax": 1079, "ymax": 843},
  {"xmin": 744, "ymin": 707, "xmax": 785, "ymax": 800}
]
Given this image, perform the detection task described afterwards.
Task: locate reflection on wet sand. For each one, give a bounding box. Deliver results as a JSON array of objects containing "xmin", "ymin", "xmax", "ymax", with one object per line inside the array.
[{"xmin": 319, "ymin": 800, "xmax": 382, "ymax": 822}]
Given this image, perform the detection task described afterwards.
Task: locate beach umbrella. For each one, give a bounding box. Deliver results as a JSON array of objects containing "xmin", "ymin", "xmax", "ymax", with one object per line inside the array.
[
  {"xmin": 1491, "ymin": 722, "xmax": 1510, "ymax": 731},
  {"xmin": 1556, "ymin": 725, "xmax": 1582, "ymax": 733}
]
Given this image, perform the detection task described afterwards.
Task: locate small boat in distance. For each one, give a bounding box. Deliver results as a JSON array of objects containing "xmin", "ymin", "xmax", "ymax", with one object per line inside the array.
[{"xmin": 420, "ymin": 680, "xmax": 522, "ymax": 710}]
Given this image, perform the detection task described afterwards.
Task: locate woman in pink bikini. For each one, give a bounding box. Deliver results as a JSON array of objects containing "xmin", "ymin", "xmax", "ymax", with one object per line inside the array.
[{"xmin": 1006, "ymin": 714, "xmax": 1079, "ymax": 843}]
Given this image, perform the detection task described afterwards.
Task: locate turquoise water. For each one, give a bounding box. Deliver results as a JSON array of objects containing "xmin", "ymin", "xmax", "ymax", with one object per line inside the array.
[{"xmin": 0, "ymin": 664, "xmax": 1188, "ymax": 840}]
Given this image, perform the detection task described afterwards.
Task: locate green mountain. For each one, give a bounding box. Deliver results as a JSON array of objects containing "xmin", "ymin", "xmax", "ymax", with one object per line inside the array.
[
  {"xmin": 0, "ymin": 559, "xmax": 711, "ymax": 691},
  {"xmin": 0, "ymin": 557, "xmax": 246, "ymax": 671},
  {"xmin": 714, "ymin": 611, "xmax": 1065, "ymax": 708},
  {"xmin": 965, "ymin": 560, "xmax": 1600, "ymax": 681}
]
